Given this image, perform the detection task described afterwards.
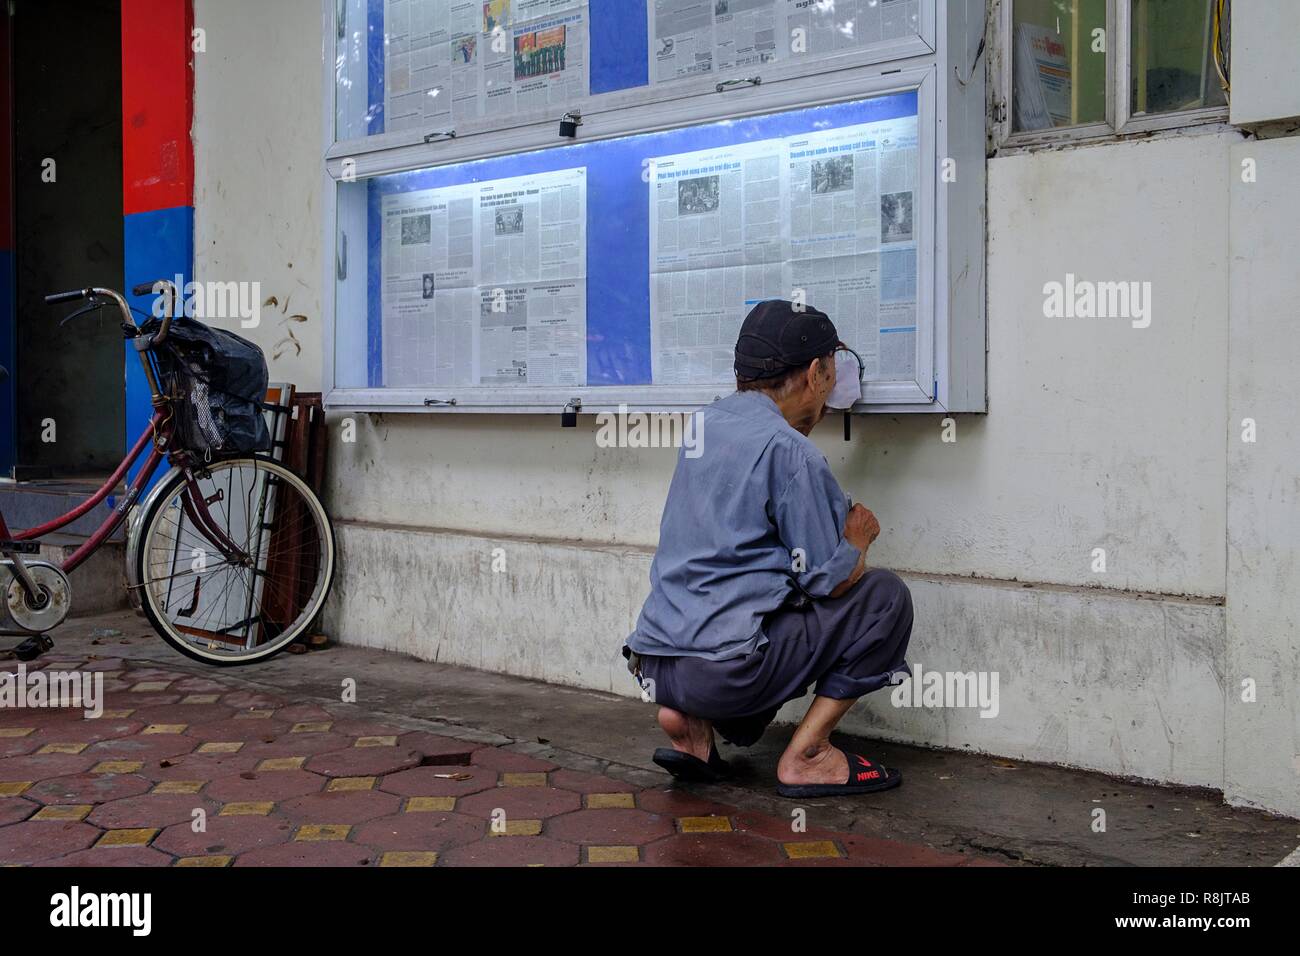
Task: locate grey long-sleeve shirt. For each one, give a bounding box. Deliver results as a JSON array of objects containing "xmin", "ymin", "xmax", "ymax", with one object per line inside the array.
[{"xmin": 626, "ymin": 389, "xmax": 861, "ymax": 662}]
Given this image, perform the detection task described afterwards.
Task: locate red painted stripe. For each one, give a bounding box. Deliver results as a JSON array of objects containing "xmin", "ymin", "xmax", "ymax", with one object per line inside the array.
[{"xmin": 121, "ymin": 0, "xmax": 194, "ymax": 215}]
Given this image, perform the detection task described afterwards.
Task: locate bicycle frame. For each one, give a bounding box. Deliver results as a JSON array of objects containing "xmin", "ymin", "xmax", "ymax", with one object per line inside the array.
[{"xmin": 1, "ymin": 283, "xmax": 249, "ymax": 587}]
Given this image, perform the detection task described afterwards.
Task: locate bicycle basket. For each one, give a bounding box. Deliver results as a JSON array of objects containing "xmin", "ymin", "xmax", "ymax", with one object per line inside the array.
[{"xmin": 146, "ymin": 316, "xmax": 271, "ymax": 459}]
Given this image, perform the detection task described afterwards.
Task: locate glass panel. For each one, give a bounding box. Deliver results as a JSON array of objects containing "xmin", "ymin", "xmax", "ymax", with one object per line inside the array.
[
  {"xmin": 1011, "ymin": 0, "xmax": 1108, "ymax": 132},
  {"xmin": 334, "ymin": 0, "xmax": 591, "ymax": 142},
  {"xmin": 1129, "ymin": 0, "xmax": 1227, "ymax": 117},
  {"xmin": 333, "ymin": 91, "xmax": 924, "ymax": 393}
]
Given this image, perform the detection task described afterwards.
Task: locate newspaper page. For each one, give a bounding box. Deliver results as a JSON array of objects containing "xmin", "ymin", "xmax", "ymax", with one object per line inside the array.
[
  {"xmin": 1013, "ymin": 22, "xmax": 1071, "ymax": 130},
  {"xmin": 788, "ymin": 116, "xmax": 918, "ymax": 380},
  {"xmin": 714, "ymin": 0, "xmax": 778, "ymax": 73},
  {"xmin": 379, "ymin": 167, "xmax": 587, "ymax": 388},
  {"xmin": 482, "ymin": 2, "xmax": 588, "ymax": 120},
  {"xmin": 648, "ymin": 111, "xmax": 919, "ymax": 385},
  {"xmin": 651, "ymin": 0, "xmax": 919, "ymax": 86},
  {"xmin": 384, "ymin": 0, "xmax": 588, "ymax": 134},
  {"xmin": 651, "ymin": 0, "xmax": 715, "ymax": 83},
  {"xmin": 648, "ymin": 141, "xmax": 788, "ymax": 384},
  {"xmin": 379, "ymin": 185, "xmax": 479, "ymax": 387},
  {"xmin": 476, "ymin": 168, "xmax": 588, "ymax": 386}
]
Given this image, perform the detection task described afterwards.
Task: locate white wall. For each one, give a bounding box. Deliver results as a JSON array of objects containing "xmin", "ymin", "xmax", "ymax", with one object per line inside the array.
[
  {"xmin": 192, "ymin": 0, "xmax": 324, "ymax": 392},
  {"xmin": 191, "ymin": 1, "xmax": 1299, "ymax": 816}
]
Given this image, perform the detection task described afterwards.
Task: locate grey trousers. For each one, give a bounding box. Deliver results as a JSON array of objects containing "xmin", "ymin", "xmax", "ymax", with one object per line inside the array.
[{"xmin": 635, "ymin": 569, "xmax": 913, "ymax": 747}]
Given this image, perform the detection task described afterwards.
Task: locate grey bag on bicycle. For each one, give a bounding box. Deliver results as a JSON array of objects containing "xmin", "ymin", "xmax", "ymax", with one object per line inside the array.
[{"xmin": 146, "ymin": 316, "xmax": 271, "ymax": 460}]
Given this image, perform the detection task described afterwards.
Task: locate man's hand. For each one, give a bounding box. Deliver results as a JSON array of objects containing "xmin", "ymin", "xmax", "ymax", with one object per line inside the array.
[
  {"xmin": 844, "ymin": 503, "xmax": 880, "ymax": 553},
  {"xmin": 829, "ymin": 505, "xmax": 879, "ymax": 598}
]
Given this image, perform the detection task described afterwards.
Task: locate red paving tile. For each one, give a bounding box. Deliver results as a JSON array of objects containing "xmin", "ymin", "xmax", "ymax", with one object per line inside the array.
[
  {"xmin": 0, "ymin": 659, "xmax": 974, "ymax": 868},
  {"xmin": 455, "ymin": 786, "xmax": 582, "ymax": 820},
  {"xmin": 352, "ymin": 811, "xmax": 486, "ymax": 852},
  {"xmin": 379, "ymin": 764, "xmax": 498, "ymax": 798}
]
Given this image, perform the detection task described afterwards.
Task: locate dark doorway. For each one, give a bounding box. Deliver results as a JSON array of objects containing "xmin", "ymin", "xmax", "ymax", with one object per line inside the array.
[{"xmin": 9, "ymin": 0, "xmax": 124, "ymax": 479}]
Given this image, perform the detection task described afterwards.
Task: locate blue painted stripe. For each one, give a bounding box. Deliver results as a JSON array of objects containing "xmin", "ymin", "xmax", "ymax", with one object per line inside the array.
[{"xmin": 123, "ymin": 205, "xmax": 194, "ymax": 486}]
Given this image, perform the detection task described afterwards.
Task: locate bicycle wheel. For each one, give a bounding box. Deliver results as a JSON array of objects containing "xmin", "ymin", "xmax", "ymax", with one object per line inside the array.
[{"xmin": 136, "ymin": 456, "xmax": 335, "ymax": 665}]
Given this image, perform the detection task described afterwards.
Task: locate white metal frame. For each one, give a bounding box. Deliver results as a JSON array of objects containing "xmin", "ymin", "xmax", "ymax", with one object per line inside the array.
[
  {"xmin": 328, "ymin": 0, "xmax": 936, "ymax": 157},
  {"xmin": 991, "ymin": 0, "xmax": 1230, "ymax": 151},
  {"xmin": 321, "ymin": 0, "xmax": 988, "ymax": 415}
]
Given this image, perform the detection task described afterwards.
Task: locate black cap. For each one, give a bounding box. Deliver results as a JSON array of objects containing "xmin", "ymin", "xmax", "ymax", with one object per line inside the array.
[{"xmin": 734, "ymin": 300, "xmax": 839, "ymax": 380}]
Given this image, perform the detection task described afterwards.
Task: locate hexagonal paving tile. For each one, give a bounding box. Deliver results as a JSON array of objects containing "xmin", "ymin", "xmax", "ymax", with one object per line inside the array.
[
  {"xmin": 379, "ymin": 765, "xmax": 498, "ymax": 799},
  {"xmin": 144, "ymin": 751, "xmax": 261, "ymax": 783},
  {"xmin": 456, "ymin": 786, "xmax": 581, "ymax": 821},
  {"xmin": 239, "ymin": 733, "xmax": 354, "ymax": 759},
  {"xmin": 183, "ymin": 717, "xmax": 290, "ymax": 742},
  {"xmin": 546, "ymin": 808, "xmax": 676, "ymax": 846},
  {"xmin": 277, "ymin": 789, "xmax": 403, "ymax": 825},
  {"xmin": 233, "ymin": 842, "xmax": 375, "ymax": 867},
  {"xmin": 0, "ymin": 752, "xmax": 97, "ymax": 782},
  {"xmin": 205, "ymin": 769, "xmax": 324, "ymax": 803},
  {"xmin": 0, "ymin": 797, "xmax": 36, "ymax": 826},
  {"xmin": 549, "ymin": 769, "xmax": 640, "ymax": 794},
  {"xmin": 45, "ymin": 846, "xmax": 173, "ymax": 867},
  {"xmin": 643, "ymin": 832, "xmax": 787, "ymax": 866},
  {"xmin": 87, "ymin": 794, "xmax": 221, "ymax": 830},
  {"xmin": 352, "ymin": 811, "xmax": 486, "ymax": 852},
  {"xmin": 0, "ymin": 821, "xmax": 100, "ymax": 865},
  {"xmin": 83, "ymin": 734, "xmax": 197, "ymax": 763},
  {"xmin": 132, "ymin": 702, "xmax": 235, "ymax": 725},
  {"xmin": 635, "ymin": 788, "xmax": 736, "ymax": 817},
  {"xmin": 469, "ymin": 748, "xmax": 558, "ymax": 773},
  {"xmin": 439, "ymin": 835, "xmax": 579, "ymax": 867},
  {"xmin": 305, "ymin": 746, "xmax": 423, "ymax": 778},
  {"xmin": 25, "ymin": 772, "xmax": 153, "ymax": 806},
  {"xmin": 154, "ymin": 814, "xmax": 294, "ymax": 857}
]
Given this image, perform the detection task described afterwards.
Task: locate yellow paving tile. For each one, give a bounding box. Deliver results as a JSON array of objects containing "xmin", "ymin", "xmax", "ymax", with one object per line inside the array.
[
  {"xmin": 97, "ymin": 829, "xmax": 158, "ymax": 847},
  {"xmin": 153, "ymin": 780, "xmax": 204, "ymax": 795},
  {"xmin": 0, "ymin": 782, "xmax": 33, "ymax": 797},
  {"xmin": 255, "ymin": 757, "xmax": 305, "ymax": 771},
  {"xmin": 37, "ymin": 742, "xmax": 88, "ymax": 755},
  {"xmin": 176, "ymin": 856, "xmax": 232, "ymax": 867},
  {"xmin": 143, "ymin": 723, "xmax": 187, "ymax": 735},
  {"xmin": 0, "ymin": 728, "xmax": 34, "ymax": 738},
  {"xmin": 586, "ymin": 792, "xmax": 636, "ymax": 809},
  {"xmin": 91, "ymin": 761, "xmax": 143, "ymax": 774},
  {"xmin": 181, "ymin": 695, "xmax": 220, "ymax": 704},
  {"xmin": 783, "ymin": 841, "xmax": 842, "ymax": 860},
  {"xmin": 291, "ymin": 721, "xmax": 332, "ymax": 733},
  {"xmin": 326, "ymin": 776, "xmax": 376, "ymax": 792},
  {"xmin": 219, "ymin": 801, "xmax": 275, "ymax": 817},
  {"xmin": 380, "ymin": 851, "xmax": 438, "ymax": 867},
  {"xmin": 32, "ymin": 804, "xmax": 93, "ymax": 822},
  {"xmin": 131, "ymin": 681, "xmax": 171, "ymax": 692},
  {"xmin": 354, "ymin": 735, "xmax": 397, "ymax": 748},
  {"xmin": 236, "ymin": 710, "xmax": 273, "ymax": 719},
  {"xmin": 405, "ymin": 796, "xmax": 456, "ymax": 812},
  {"xmin": 588, "ymin": 845, "xmax": 639, "ymax": 863},
  {"xmin": 679, "ymin": 816, "xmax": 733, "ymax": 833},
  {"xmin": 490, "ymin": 819, "xmax": 543, "ymax": 837},
  {"xmin": 100, "ymin": 709, "xmax": 135, "ymax": 719},
  {"xmin": 196, "ymin": 741, "xmax": 243, "ymax": 754},
  {"xmin": 501, "ymin": 772, "xmax": 547, "ymax": 787},
  {"xmin": 294, "ymin": 824, "xmax": 351, "ymax": 842}
]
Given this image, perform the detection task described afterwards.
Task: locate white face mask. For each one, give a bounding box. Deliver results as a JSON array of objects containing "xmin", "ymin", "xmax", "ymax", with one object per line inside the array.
[{"xmin": 826, "ymin": 348, "xmax": 863, "ymax": 410}]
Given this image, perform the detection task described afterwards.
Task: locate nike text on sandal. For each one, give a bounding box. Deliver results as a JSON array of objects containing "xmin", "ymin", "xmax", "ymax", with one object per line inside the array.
[
  {"xmin": 775, "ymin": 753, "xmax": 902, "ymax": 798},
  {"xmin": 652, "ymin": 745, "xmax": 734, "ymax": 783}
]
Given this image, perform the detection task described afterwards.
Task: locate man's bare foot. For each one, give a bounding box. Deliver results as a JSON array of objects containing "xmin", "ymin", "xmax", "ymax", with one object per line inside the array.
[
  {"xmin": 657, "ymin": 706, "xmax": 714, "ymax": 762},
  {"xmin": 776, "ymin": 740, "xmax": 849, "ymax": 786}
]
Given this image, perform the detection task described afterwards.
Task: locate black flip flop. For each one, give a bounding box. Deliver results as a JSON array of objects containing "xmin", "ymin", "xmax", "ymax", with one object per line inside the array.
[
  {"xmin": 775, "ymin": 752, "xmax": 902, "ymax": 798},
  {"xmin": 652, "ymin": 745, "xmax": 733, "ymax": 783}
]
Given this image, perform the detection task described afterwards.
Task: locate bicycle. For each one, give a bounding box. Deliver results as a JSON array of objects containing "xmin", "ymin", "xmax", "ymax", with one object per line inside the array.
[{"xmin": 0, "ymin": 281, "xmax": 335, "ymax": 665}]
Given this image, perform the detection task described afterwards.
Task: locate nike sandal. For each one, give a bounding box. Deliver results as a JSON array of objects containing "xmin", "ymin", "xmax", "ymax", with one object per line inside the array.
[
  {"xmin": 652, "ymin": 745, "xmax": 733, "ymax": 783},
  {"xmin": 775, "ymin": 752, "xmax": 901, "ymax": 798}
]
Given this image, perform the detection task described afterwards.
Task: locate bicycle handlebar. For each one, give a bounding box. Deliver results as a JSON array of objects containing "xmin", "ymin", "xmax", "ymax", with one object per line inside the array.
[{"xmin": 45, "ymin": 281, "xmax": 179, "ymax": 345}]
